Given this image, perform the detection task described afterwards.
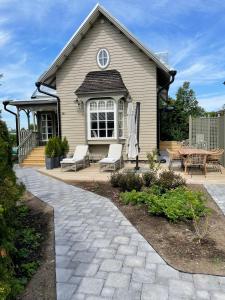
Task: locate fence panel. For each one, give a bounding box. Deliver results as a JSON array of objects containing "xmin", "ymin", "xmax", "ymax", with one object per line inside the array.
[{"xmin": 189, "ymin": 116, "xmax": 219, "ymax": 150}]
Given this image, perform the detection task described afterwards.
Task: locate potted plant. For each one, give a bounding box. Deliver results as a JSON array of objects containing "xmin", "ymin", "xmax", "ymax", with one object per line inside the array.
[
  {"xmin": 45, "ymin": 138, "xmax": 55, "ymax": 169},
  {"xmin": 52, "ymin": 137, "xmax": 61, "ymax": 168},
  {"xmin": 61, "ymin": 137, "xmax": 69, "ymax": 159}
]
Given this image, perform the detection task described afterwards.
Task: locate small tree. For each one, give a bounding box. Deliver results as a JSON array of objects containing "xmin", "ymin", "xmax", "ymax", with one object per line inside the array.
[{"xmin": 161, "ymin": 82, "xmax": 205, "ymax": 141}]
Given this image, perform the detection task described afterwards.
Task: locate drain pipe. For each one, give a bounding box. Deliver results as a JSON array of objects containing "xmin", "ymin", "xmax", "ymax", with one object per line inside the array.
[
  {"xmin": 157, "ymin": 70, "xmax": 177, "ymax": 156},
  {"xmin": 3, "ymin": 100, "xmax": 19, "ymax": 146},
  {"xmin": 35, "ymin": 82, "xmax": 61, "ymax": 139}
]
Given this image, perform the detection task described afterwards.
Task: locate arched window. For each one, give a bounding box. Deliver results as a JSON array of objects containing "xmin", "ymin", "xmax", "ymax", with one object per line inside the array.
[
  {"xmin": 88, "ymin": 99, "xmax": 116, "ymax": 139},
  {"xmin": 97, "ymin": 49, "xmax": 110, "ymax": 69}
]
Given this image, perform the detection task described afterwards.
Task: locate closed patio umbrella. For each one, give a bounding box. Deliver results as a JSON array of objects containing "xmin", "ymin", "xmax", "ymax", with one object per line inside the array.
[{"xmin": 127, "ymin": 102, "xmax": 139, "ymax": 159}]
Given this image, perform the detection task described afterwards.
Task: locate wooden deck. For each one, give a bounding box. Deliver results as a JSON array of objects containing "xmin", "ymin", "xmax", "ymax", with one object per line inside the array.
[{"xmin": 36, "ymin": 162, "xmax": 225, "ymax": 185}]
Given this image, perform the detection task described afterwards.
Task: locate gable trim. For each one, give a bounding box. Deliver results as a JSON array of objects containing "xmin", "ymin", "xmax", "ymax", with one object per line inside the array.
[{"xmin": 37, "ymin": 4, "xmax": 171, "ymax": 89}]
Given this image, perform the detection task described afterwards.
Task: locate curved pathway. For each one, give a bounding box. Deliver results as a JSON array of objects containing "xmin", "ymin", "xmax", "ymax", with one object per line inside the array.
[{"xmin": 16, "ymin": 168, "xmax": 225, "ymax": 300}]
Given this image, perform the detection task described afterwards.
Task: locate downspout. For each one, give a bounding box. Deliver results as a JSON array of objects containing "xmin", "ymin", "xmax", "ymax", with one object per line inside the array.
[
  {"xmin": 157, "ymin": 70, "xmax": 177, "ymax": 155},
  {"xmin": 3, "ymin": 100, "xmax": 19, "ymax": 146},
  {"xmin": 35, "ymin": 82, "xmax": 62, "ymax": 139}
]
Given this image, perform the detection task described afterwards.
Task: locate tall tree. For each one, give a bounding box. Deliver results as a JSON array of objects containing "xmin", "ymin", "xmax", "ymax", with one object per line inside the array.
[{"xmin": 161, "ymin": 81, "xmax": 205, "ymax": 141}]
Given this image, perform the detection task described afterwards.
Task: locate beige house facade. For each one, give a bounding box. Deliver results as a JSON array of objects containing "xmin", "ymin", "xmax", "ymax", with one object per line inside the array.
[{"xmin": 4, "ymin": 4, "xmax": 176, "ymax": 162}]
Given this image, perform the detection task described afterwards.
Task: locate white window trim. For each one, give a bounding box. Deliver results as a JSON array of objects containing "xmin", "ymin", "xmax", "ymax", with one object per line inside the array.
[
  {"xmin": 118, "ymin": 100, "xmax": 124, "ymax": 138},
  {"xmin": 97, "ymin": 48, "xmax": 110, "ymax": 69},
  {"xmin": 87, "ymin": 99, "xmax": 117, "ymax": 140}
]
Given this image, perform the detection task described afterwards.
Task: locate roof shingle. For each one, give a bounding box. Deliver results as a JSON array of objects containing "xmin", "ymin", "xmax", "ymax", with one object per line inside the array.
[{"xmin": 75, "ymin": 69, "xmax": 128, "ymax": 95}]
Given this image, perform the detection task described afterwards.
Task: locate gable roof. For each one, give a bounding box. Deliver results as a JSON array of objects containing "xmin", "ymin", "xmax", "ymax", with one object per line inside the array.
[
  {"xmin": 75, "ymin": 69, "xmax": 128, "ymax": 95},
  {"xmin": 37, "ymin": 4, "xmax": 171, "ymax": 89}
]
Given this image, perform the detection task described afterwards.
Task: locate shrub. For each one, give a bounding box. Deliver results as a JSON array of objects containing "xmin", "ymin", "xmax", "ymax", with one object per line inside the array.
[
  {"xmin": 147, "ymin": 187, "xmax": 209, "ymax": 222},
  {"xmin": 157, "ymin": 170, "xmax": 186, "ymax": 192},
  {"xmin": 45, "ymin": 138, "xmax": 55, "ymax": 158},
  {"xmin": 61, "ymin": 137, "xmax": 69, "ymax": 157},
  {"xmin": 146, "ymin": 149, "xmax": 160, "ymax": 172},
  {"xmin": 142, "ymin": 171, "xmax": 157, "ymax": 187},
  {"xmin": 120, "ymin": 190, "xmax": 150, "ymax": 205},
  {"xmin": 110, "ymin": 172, "xmax": 144, "ymax": 192},
  {"xmin": 110, "ymin": 172, "xmax": 123, "ymax": 188},
  {"xmin": 45, "ymin": 137, "xmax": 61, "ymax": 158}
]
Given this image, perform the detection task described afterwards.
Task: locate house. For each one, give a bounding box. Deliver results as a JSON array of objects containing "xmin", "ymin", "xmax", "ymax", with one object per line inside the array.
[{"xmin": 4, "ymin": 4, "xmax": 176, "ymax": 166}]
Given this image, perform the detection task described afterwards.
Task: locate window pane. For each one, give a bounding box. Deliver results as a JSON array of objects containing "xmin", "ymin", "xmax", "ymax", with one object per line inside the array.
[
  {"xmin": 47, "ymin": 114, "xmax": 52, "ymax": 121},
  {"xmin": 99, "ymin": 121, "xmax": 106, "ymax": 129},
  {"xmin": 98, "ymin": 101, "xmax": 105, "ymax": 110},
  {"xmin": 90, "ymin": 101, "xmax": 97, "ymax": 111},
  {"xmin": 107, "ymin": 112, "xmax": 114, "ymax": 120},
  {"xmin": 99, "ymin": 130, "xmax": 106, "ymax": 137},
  {"xmin": 118, "ymin": 101, "xmax": 124, "ymax": 111},
  {"xmin": 91, "ymin": 122, "xmax": 98, "ymax": 129},
  {"xmin": 99, "ymin": 112, "xmax": 106, "ymax": 120},
  {"xmin": 91, "ymin": 130, "xmax": 98, "ymax": 138},
  {"xmin": 119, "ymin": 129, "xmax": 123, "ymax": 137},
  {"xmin": 107, "ymin": 121, "xmax": 114, "ymax": 129},
  {"xmin": 106, "ymin": 100, "xmax": 114, "ymax": 110},
  {"xmin": 107, "ymin": 130, "xmax": 114, "ymax": 137},
  {"xmin": 91, "ymin": 113, "xmax": 97, "ymax": 120}
]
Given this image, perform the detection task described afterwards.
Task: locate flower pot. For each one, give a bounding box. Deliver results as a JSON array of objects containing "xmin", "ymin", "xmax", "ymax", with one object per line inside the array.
[
  {"xmin": 54, "ymin": 157, "xmax": 60, "ymax": 168},
  {"xmin": 45, "ymin": 157, "xmax": 54, "ymax": 169}
]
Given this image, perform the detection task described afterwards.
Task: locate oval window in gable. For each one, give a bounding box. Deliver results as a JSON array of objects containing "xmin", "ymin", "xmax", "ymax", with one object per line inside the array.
[{"xmin": 97, "ymin": 48, "xmax": 110, "ymax": 69}]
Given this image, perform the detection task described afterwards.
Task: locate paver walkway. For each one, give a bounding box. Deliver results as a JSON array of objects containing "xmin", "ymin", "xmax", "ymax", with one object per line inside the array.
[{"xmin": 16, "ymin": 168, "xmax": 225, "ymax": 300}]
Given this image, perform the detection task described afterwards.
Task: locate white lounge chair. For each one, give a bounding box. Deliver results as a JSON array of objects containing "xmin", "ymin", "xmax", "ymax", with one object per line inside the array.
[
  {"xmin": 60, "ymin": 145, "xmax": 89, "ymax": 171},
  {"xmin": 99, "ymin": 144, "xmax": 123, "ymax": 171}
]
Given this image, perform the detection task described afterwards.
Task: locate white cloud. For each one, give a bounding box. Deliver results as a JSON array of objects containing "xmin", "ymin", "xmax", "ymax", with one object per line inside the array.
[
  {"xmin": 0, "ymin": 30, "xmax": 11, "ymax": 47},
  {"xmin": 198, "ymin": 94, "xmax": 225, "ymax": 111}
]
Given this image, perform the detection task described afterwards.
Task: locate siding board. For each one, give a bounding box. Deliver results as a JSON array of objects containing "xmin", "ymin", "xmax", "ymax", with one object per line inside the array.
[{"xmin": 56, "ymin": 18, "xmax": 157, "ymax": 160}]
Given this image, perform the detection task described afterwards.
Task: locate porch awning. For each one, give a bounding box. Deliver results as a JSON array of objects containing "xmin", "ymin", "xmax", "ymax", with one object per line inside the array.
[
  {"xmin": 75, "ymin": 69, "xmax": 128, "ymax": 96},
  {"xmin": 6, "ymin": 97, "xmax": 57, "ymax": 112}
]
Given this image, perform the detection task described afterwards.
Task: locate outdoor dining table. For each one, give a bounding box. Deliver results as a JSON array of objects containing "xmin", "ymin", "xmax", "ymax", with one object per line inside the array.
[
  {"xmin": 178, "ymin": 148, "xmax": 212, "ymax": 175},
  {"xmin": 178, "ymin": 148, "xmax": 212, "ymax": 156}
]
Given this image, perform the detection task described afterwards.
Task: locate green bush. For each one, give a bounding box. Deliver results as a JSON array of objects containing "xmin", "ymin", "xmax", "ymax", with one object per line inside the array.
[
  {"xmin": 110, "ymin": 172, "xmax": 123, "ymax": 188},
  {"xmin": 0, "ymin": 120, "xmax": 41, "ymax": 299},
  {"xmin": 157, "ymin": 170, "xmax": 186, "ymax": 192},
  {"xmin": 110, "ymin": 172, "xmax": 144, "ymax": 192},
  {"xmin": 147, "ymin": 187, "xmax": 209, "ymax": 222},
  {"xmin": 142, "ymin": 171, "xmax": 157, "ymax": 187},
  {"xmin": 61, "ymin": 137, "xmax": 69, "ymax": 157},
  {"xmin": 146, "ymin": 149, "xmax": 160, "ymax": 172},
  {"xmin": 45, "ymin": 137, "xmax": 61, "ymax": 157},
  {"xmin": 120, "ymin": 190, "xmax": 150, "ymax": 205}
]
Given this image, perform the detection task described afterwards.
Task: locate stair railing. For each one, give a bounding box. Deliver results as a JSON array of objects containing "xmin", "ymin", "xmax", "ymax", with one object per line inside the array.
[{"xmin": 18, "ymin": 130, "xmax": 39, "ymax": 163}]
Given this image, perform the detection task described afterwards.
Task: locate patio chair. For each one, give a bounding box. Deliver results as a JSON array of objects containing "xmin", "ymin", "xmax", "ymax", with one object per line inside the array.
[
  {"xmin": 207, "ymin": 149, "xmax": 224, "ymax": 173},
  {"xmin": 60, "ymin": 145, "xmax": 89, "ymax": 172},
  {"xmin": 184, "ymin": 154, "xmax": 207, "ymax": 177},
  {"xmin": 99, "ymin": 144, "xmax": 123, "ymax": 171},
  {"xmin": 167, "ymin": 149, "xmax": 183, "ymax": 170}
]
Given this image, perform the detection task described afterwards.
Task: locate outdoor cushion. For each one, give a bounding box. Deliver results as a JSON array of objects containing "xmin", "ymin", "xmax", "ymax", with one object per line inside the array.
[
  {"xmin": 107, "ymin": 144, "xmax": 122, "ymax": 160},
  {"xmin": 99, "ymin": 157, "xmax": 118, "ymax": 164},
  {"xmin": 60, "ymin": 158, "xmax": 83, "ymax": 164}
]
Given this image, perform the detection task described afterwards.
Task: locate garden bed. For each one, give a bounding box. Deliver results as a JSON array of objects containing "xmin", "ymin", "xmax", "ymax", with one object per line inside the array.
[
  {"xmin": 17, "ymin": 192, "xmax": 56, "ymax": 300},
  {"xmin": 72, "ymin": 181, "xmax": 225, "ymax": 275}
]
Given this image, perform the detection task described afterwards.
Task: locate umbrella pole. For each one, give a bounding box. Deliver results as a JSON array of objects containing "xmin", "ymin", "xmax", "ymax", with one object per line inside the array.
[{"xmin": 135, "ymin": 102, "xmax": 141, "ymax": 171}]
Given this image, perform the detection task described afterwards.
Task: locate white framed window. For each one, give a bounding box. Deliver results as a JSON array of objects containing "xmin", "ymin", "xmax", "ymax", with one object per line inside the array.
[
  {"xmin": 97, "ymin": 48, "xmax": 110, "ymax": 69},
  {"xmin": 88, "ymin": 99, "xmax": 116, "ymax": 139},
  {"xmin": 118, "ymin": 100, "xmax": 124, "ymax": 138},
  {"xmin": 40, "ymin": 113, "xmax": 53, "ymax": 141}
]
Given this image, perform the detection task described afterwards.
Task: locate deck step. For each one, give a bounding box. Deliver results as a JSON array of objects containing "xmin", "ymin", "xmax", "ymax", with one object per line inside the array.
[{"xmin": 20, "ymin": 146, "xmax": 45, "ymax": 167}]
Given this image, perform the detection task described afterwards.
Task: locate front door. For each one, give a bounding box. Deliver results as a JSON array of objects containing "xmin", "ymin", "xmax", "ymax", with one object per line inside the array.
[{"xmin": 40, "ymin": 113, "xmax": 53, "ymax": 142}]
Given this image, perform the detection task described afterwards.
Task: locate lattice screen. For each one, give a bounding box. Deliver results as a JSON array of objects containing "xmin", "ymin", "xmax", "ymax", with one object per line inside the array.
[{"xmin": 189, "ymin": 116, "xmax": 219, "ymax": 150}]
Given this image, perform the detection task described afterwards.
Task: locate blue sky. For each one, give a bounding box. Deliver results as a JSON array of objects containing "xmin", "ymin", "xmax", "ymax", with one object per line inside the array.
[{"xmin": 1, "ymin": 0, "xmax": 225, "ymax": 129}]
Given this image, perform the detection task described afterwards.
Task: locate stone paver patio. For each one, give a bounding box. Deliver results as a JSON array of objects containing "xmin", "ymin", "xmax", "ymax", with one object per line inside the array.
[{"xmin": 16, "ymin": 167, "xmax": 225, "ymax": 300}]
